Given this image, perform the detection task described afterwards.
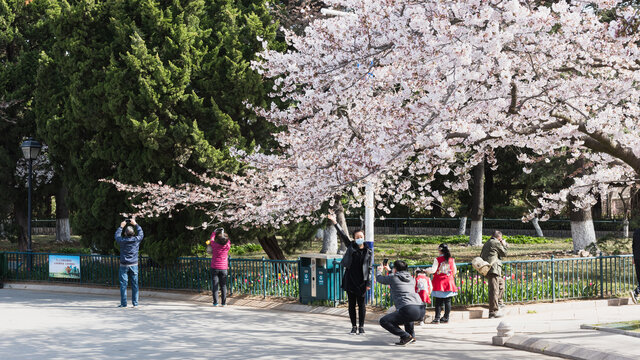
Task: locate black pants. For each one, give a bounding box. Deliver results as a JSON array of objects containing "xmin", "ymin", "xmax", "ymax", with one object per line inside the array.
[
  {"xmin": 347, "ymin": 291, "xmax": 366, "ymax": 327},
  {"xmin": 634, "ymin": 246, "xmax": 640, "ymax": 292},
  {"xmin": 379, "ymin": 304, "xmax": 426, "ymax": 339},
  {"xmin": 434, "ymin": 297, "xmax": 452, "ymax": 321},
  {"xmin": 211, "ymin": 269, "xmax": 228, "ymax": 305}
]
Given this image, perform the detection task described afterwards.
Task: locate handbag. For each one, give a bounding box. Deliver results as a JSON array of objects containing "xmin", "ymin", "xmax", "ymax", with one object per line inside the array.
[{"xmin": 471, "ymin": 257, "xmax": 491, "ymax": 277}]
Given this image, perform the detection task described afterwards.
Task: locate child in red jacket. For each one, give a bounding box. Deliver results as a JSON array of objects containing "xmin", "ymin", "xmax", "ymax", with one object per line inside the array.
[{"xmin": 415, "ymin": 268, "xmax": 432, "ymax": 324}]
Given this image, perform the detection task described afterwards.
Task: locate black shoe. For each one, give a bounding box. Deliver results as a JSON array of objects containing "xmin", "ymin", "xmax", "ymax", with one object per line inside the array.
[
  {"xmin": 431, "ymin": 318, "xmax": 440, "ymax": 324},
  {"xmin": 358, "ymin": 327, "xmax": 365, "ymax": 335},
  {"xmin": 489, "ymin": 312, "xmax": 504, "ymax": 318},
  {"xmin": 395, "ymin": 336, "xmax": 415, "ymax": 346},
  {"xmin": 440, "ymin": 318, "xmax": 449, "ymax": 323},
  {"xmin": 350, "ymin": 326, "xmax": 357, "ymax": 335}
]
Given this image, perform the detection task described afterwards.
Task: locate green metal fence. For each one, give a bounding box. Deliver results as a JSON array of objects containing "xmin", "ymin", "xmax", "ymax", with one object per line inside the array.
[
  {"xmin": 0, "ymin": 252, "xmax": 298, "ymax": 298},
  {"xmin": 0, "ymin": 252, "xmax": 635, "ymax": 308},
  {"xmin": 363, "ymin": 254, "xmax": 636, "ymax": 308}
]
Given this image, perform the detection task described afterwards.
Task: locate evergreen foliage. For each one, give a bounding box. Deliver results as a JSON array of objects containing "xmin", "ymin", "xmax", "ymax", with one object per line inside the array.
[{"xmin": 33, "ymin": 0, "xmax": 282, "ymax": 262}]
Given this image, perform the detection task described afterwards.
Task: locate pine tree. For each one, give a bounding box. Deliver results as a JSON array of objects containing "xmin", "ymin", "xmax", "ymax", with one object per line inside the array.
[{"xmin": 35, "ymin": 0, "xmax": 283, "ymax": 262}]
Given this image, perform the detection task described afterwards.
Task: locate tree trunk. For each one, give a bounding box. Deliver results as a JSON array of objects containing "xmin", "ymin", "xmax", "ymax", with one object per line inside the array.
[
  {"xmin": 13, "ymin": 200, "xmax": 28, "ymax": 251},
  {"xmin": 432, "ymin": 201, "xmax": 443, "ymax": 217},
  {"xmin": 592, "ymin": 194, "xmax": 602, "ymax": 220},
  {"xmin": 623, "ymin": 218, "xmax": 630, "ymax": 239},
  {"xmin": 457, "ymin": 216, "xmax": 467, "ymax": 235},
  {"xmin": 569, "ymin": 200, "xmax": 597, "ymax": 252},
  {"xmin": 258, "ymin": 235, "xmax": 286, "ymax": 260},
  {"xmin": 484, "ymin": 165, "xmax": 495, "ymax": 217},
  {"xmin": 335, "ymin": 199, "xmax": 349, "ymax": 254},
  {"xmin": 532, "ymin": 217, "xmax": 544, "ymax": 237},
  {"xmin": 469, "ymin": 160, "xmax": 485, "ymax": 246},
  {"xmin": 55, "ymin": 185, "xmax": 71, "ymax": 243},
  {"xmin": 320, "ymin": 223, "xmax": 338, "ymax": 254},
  {"xmin": 631, "ymin": 189, "xmax": 640, "ymax": 220}
]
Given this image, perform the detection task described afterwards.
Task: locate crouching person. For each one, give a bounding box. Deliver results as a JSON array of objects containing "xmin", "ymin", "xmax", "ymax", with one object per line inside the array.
[{"xmin": 377, "ymin": 260, "xmax": 426, "ymax": 346}]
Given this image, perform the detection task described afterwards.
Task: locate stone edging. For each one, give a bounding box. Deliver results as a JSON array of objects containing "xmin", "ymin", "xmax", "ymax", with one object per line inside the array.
[
  {"xmin": 580, "ymin": 324, "xmax": 640, "ymax": 338},
  {"xmin": 504, "ymin": 334, "xmax": 635, "ymax": 360}
]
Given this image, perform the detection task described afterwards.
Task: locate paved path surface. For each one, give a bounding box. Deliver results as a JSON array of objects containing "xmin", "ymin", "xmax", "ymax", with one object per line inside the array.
[
  {"xmin": 0, "ymin": 289, "xmax": 556, "ymax": 360},
  {"xmin": 445, "ymin": 303, "xmax": 640, "ymax": 359}
]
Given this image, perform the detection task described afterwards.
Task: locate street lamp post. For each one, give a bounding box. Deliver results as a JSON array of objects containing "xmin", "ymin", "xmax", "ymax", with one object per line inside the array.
[{"xmin": 21, "ymin": 138, "xmax": 42, "ymax": 256}]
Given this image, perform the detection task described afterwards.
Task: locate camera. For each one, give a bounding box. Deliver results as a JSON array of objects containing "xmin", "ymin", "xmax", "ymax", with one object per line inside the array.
[
  {"xmin": 125, "ymin": 219, "xmax": 132, "ymax": 224},
  {"xmin": 383, "ymin": 258, "xmax": 389, "ymax": 266}
]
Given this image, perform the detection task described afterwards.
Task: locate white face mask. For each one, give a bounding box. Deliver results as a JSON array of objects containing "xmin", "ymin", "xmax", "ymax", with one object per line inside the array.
[{"xmin": 355, "ymin": 238, "xmax": 365, "ymax": 245}]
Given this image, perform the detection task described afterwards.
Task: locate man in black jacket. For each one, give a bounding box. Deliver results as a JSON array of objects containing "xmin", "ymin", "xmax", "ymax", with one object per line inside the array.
[{"xmin": 631, "ymin": 227, "xmax": 640, "ymax": 303}]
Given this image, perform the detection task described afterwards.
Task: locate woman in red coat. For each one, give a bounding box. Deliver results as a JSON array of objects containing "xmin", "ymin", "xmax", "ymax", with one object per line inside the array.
[{"xmin": 426, "ymin": 244, "xmax": 457, "ymax": 323}]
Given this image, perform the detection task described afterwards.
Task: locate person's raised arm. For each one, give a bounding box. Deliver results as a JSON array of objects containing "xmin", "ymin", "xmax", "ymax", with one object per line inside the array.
[
  {"xmin": 327, "ymin": 214, "xmax": 350, "ymax": 248},
  {"xmin": 134, "ymin": 225, "xmax": 144, "ymax": 242},
  {"xmin": 115, "ymin": 223, "xmax": 124, "ymax": 244},
  {"xmin": 425, "ymin": 258, "xmax": 439, "ymax": 275},
  {"xmin": 375, "ymin": 265, "xmax": 393, "ymax": 284},
  {"xmin": 497, "ymin": 240, "xmax": 507, "ymax": 257}
]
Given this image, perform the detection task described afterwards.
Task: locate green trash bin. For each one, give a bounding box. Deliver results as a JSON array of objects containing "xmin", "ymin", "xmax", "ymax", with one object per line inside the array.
[{"xmin": 299, "ymin": 254, "xmax": 342, "ymax": 304}]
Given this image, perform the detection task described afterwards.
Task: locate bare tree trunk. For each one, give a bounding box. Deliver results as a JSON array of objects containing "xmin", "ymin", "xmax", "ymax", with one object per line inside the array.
[
  {"xmin": 457, "ymin": 216, "xmax": 467, "ymax": 235},
  {"xmin": 13, "ymin": 200, "xmax": 28, "ymax": 251},
  {"xmin": 531, "ymin": 217, "xmax": 544, "ymax": 237},
  {"xmin": 335, "ymin": 197, "xmax": 349, "ymax": 254},
  {"xmin": 623, "ymin": 218, "xmax": 630, "ymax": 239},
  {"xmin": 258, "ymin": 235, "xmax": 286, "ymax": 260},
  {"xmin": 55, "ymin": 185, "xmax": 71, "ymax": 243},
  {"xmin": 320, "ymin": 223, "xmax": 338, "ymax": 254},
  {"xmin": 569, "ymin": 199, "xmax": 597, "ymax": 252},
  {"xmin": 321, "ymin": 195, "xmax": 346, "ymax": 255},
  {"xmin": 469, "ymin": 160, "xmax": 485, "ymax": 246}
]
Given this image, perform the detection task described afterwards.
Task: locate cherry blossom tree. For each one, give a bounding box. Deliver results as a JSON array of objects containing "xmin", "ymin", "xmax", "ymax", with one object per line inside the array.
[{"xmin": 111, "ymin": 0, "xmax": 640, "ymax": 251}]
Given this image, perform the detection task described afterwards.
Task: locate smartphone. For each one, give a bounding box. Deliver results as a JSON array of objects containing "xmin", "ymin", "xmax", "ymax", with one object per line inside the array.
[{"xmin": 383, "ymin": 258, "xmax": 389, "ymax": 266}]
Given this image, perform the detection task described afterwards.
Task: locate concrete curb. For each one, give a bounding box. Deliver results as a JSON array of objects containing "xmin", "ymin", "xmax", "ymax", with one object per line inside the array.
[
  {"xmin": 580, "ymin": 324, "xmax": 640, "ymax": 338},
  {"xmin": 504, "ymin": 334, "xmax": 635, "ymax": 360}
]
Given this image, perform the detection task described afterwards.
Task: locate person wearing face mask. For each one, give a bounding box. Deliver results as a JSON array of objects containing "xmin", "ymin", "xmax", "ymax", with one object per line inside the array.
[{"xmin": 327, "ymin": 214, "xmax": 373, "ymax": 335}]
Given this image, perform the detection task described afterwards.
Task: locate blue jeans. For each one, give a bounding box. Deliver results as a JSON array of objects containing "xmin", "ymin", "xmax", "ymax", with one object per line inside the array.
[{"xmin": 119, "ymin": 265, "xmax": 139, "ymax": 306}]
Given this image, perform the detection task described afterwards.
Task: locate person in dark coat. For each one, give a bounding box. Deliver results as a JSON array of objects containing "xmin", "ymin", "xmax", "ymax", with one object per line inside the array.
[
  {"xmin": 631, "ymin": 228, "xmax": 640, "ymax": 303},
  {"xmin": 328, "ymin": 214, "xmax": 373, "ymax": 335}
]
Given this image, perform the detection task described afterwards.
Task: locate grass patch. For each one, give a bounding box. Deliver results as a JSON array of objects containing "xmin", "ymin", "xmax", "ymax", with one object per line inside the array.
[
  {"xmin": 381, "ymin": 234, "xmax": 560, "ymax": 245},
  {"xmin": 0, "ymin": 235, "xmax": 86, "ymax": 253}
]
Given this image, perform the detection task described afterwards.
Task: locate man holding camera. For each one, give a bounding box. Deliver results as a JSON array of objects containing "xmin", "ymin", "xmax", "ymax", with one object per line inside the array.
[
  {"xmin": 115, "ymin": 219, "xmax": 144, "ymax": 308},
  {"xmin": 480, "ymin": 230, "xmax": 508, "ymax": 318},
  {"xmin": 377, "ymin": 260, "xmax": 426, "ymax": 346}
]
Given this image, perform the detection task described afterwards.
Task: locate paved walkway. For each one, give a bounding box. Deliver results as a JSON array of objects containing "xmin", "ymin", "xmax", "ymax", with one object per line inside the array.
[
  {"xmin": 439, "ymin": 303, "xmax": 640, "ymax": 359},
  {"xmin": 0, "ymin": 289, "xmax": 556, "ymax": 360}
]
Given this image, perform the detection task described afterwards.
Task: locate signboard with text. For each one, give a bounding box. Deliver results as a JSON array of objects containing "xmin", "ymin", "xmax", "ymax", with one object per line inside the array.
[{"xmin": 49, "ymin": 255, "xmax": 81, "ymax": 279}]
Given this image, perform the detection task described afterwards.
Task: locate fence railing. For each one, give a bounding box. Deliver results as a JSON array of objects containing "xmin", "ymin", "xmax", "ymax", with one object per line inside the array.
[
  {"xmin": 0, "ymin": 252, "xmax": 298, "ymax": 298},
  {"xmin": 362, "ymin": 254, "xmax": 636, "ymax": 308},
  {"xmin": 0, "ymin": 252, "xmax": 635, "ymax": 308}
]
